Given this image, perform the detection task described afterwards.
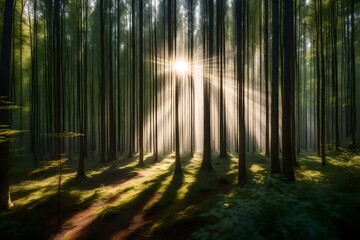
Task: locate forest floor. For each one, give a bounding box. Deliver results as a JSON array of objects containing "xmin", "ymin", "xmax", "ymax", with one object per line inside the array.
[{"xmin": 1, "ymin": 148, "xmax": 360, "ymax": 239}]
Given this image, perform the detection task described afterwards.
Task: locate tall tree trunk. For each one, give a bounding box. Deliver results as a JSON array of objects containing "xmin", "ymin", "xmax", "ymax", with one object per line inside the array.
[
  {"xmin": 129, "ymin": 0, "xmax": 136, "ymax": 157},
  {"xmin": 154, "ymin": 6, "xmax": 159, "ymax": 162},
  {"xmin": 100, "ymin": 0, "xmax": 106, "ymax": 162},
  {"xmin": 19, "ymin": 0, "xmax": 24, "ymax": 136},
  {"xmin": 138, "ymin": 0, "xmax": 144, "ymax": 166},
  {"xmin": 0, "ymin": 0, "xmax": 15, "ymax": 211},
  {"xmin": 201, "ymin": 0, "xmax": 213, "ymax": 170},
  {"xmin": 331, "ymin": 0, "xmax": 339, "ymax": 150},
  {"xmin": 350, "ymin": 0, "xmax": 356, "ymax": 146},
  {"xmin": 29, "ymin": 0, "xmax": 39, "ymax": 167},
  {"xmin": 108, "ymin": 1, "xmax": 116, "ymax": 162},
  {"xmin": 218, "ymin": 0, "xmax": 227, "ymax": 158},
  {"xmin": 77, "ymin": 0, "xmax": 87, "ymax": 178},
  {"xmin": 54, "ymin": 0, "xmax": 62, "ymax": 160},
  {"xmin": 291, "ymin": 0, "xmax": 299, "ymax": 168},
  {"xmin": 236, "ymin": 0, "xmax": 247, "ymax": 184},
  {"xmin": 264, "ymin": 0, "xmax": 270, "ymax": 157},
  {"xmin": 319, "ymin": 0, "xmax": 326, "ymax": 166},
  {"xmin": 189, "ymin": 0, "xmax": 195, "ymax": 157},
  {"xmin": 315, "ymin": 0, "xmax": 321, "ymax": 156},
  {"xmin": 173, "ymin": 0, "xmax": 182, "ymax": 175},
  {"xmin": 271, "ymin": 0, "xmax": 281, "ymax": 175},
  {"xmin": 282, "ymin": 0, "xmax": 295, "ymax": 181}
]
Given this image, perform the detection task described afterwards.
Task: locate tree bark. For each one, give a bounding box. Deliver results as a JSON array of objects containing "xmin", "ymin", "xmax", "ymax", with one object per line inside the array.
[
  {"xmin": 319, "ymin": 0, "xmax": 326, "ymax": 166},
  {"xmin": 138, "ymin": 0, "xmax": 144, "ymax": 166},
  {"xmin": 108, "ymin": 1, "xmax": 117, "ymax": 162},
  {"xmin": 282, "ymin": 0, "xmax": 295, "ymax": 181},
  {"xmin": 100, "ymin": 0, "xmax": 106, "ymax": 163},
  {"xmin": 350, "ymin": 0, "xmax": 356, "ymax": 146},
  {"xmin": 236, "ymin": 0, "xmax": 247, "ymax": 184},
  {"xmin": 201, "ymin": 0, "xmax": 213, "ymax": 171},
  {"xmin": 271, "ymin": 0, "xmax": 281, "ymax": 175},
  {"xmin": 0, "ymin": 0, "xmax": 15, "ymax": 211},
  {"xmin": 218, "ymin": 0, "xmax": 227, "ymax": 158},
  {"xmin": 264, "ymin": 0, "xmax": 270, "ymax": 157},
  {"xmin": 54, "ymin": 0, "xmax": 62, "ymax": 160}
]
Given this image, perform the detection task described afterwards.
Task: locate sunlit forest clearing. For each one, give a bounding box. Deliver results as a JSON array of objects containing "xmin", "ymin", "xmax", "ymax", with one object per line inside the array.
[{"xmin": 1, "ymin": 0, "xmax": 360, "ymax": 239}]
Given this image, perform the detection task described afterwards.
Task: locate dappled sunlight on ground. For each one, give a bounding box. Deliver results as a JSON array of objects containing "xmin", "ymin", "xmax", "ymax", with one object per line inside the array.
[{"xmin": 2, "ymin": 149, "xmax": 360, "ymax": 239}]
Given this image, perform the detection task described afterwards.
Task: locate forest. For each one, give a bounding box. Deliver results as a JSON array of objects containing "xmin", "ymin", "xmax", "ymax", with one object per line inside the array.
[{"xmin": 0, "ymin": 0, "xmax": 360, "ymax": 239}]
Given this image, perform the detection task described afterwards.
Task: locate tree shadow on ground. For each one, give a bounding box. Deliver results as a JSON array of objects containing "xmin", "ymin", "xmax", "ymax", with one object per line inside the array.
[
  {"xmin": 148, "ymin": 155, "xmax": 234, "ymax": 239},
  {"xmin": 71, "ymin": 170, "xmax": 172, "ymax": 240},
  {"xmin": 0, "ymin": 189, "xmax": 96, "ymax": 240},
  {"xmin": 145, "ymin": 173, "xmax": 184, "ymax": 217},
  {"xmin": 63, "ymin": 164, "xmax": 138, "ymax": 191}
]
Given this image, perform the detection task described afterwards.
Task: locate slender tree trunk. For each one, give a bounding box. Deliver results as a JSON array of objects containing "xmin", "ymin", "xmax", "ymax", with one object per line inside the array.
[
  {"xmin": 138, "ymin": 0, "xmax": 144, "ymax": 166},
  {"xmin": 189, "ymin": 0, "xmax": 195, "ymax": 157},
  {"xmin": 282, "ymin": 0, "xmax": 295, "ymax": 181},
  {"xmin": 291, "ymin": 0, "xmax": 299, "ymax": 168},
  {"xmin": 174, "ymin": 74, "xmax": 182, "ymax": 174},
  {"xmin": 315, "ymin": 0, "xmax": 321, "ymax": 156},
  {"xmin": 218, "ymin": 0, "xmax": 227, "ymax": 158},
  {"xmin": 319, "ymin": 0, "xmax": 326, "ymax": 166},
  {"xmin": 54, "ymin": 0, "xmax": 62, "ymax": 160},
  {"xmin": 100, "ymin": 0, "xmax": 106, "ymax": 162},
  {"xmin": 77, "ymin": 0, "xmax": 87, "ymax": 179},
  {"xmin": 19, "ymin": 0, "xmax": 24, "ymax": 137},
  {"xmin": 236, "ymin": 0, "xmax": 247, "ymax": 184},
  {"xmin": 129, "ymin": 0, "xmax": 136, "ymax": 157},
  {"xmin": 201, "ymin": 0, "xmax": 213, "ymax": 170},
  {"xmin": 154, "ymin": 7, "xmax": 159, "ymax": 162},
  {"xmin": 245, "ymin": 1, "xmax": 249, "ymax": 153},
  {"xmin": 271, "ymin": 0, "xmax": 281, "ymax": 175},
  {"xmin": 331, "ymin": 0, "xmax": 339, "ymax": 150},
  {"xmin": 350, "ymin": 0, "xmax": 356, "ymax": 146},
  {"xmin": 108, "ymin": 1, "xmax": 116, "ymax": 162},
  {"xmin": 172, "ymin": 1, "xmax": 182, "ymax": 174},
  {"xmin": 265, "ymin": 0, "xmax": 270, "ymax": 157}
]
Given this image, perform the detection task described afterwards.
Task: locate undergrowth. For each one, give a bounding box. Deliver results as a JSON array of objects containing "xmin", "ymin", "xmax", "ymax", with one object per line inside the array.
[{"xmin": 191, "ymin": 150, "xmax": 360, "ymax": 240}]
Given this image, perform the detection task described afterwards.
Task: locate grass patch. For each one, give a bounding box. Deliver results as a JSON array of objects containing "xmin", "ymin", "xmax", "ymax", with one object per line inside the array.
[{"xmin": 1, "ymin": 149, "xmax": 360, "ymax": 239}]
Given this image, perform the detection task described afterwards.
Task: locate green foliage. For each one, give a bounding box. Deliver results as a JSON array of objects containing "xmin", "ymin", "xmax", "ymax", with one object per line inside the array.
[
  {"xmin": 192, "ymin": 153, "xmax": 360, "ymax": 240},
  {"xmin": 193, "ymin": 180, "xmax": 360, "ymax": 239}
]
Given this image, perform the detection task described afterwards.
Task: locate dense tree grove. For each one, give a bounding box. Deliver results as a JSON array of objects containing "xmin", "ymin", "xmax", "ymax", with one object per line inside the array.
[{"xmin": 0, "ymin": 0, "xmax": 359, "ymax": 222}]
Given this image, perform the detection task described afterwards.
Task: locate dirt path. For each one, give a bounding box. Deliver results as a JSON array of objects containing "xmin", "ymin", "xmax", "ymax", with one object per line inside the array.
[
  {"xmin": 52, "ymin": 201, "xmax": 103, "ymax": 240},
  {"xmin": 111, "ymin": 211, "xmax": 146, "ymax": 240},
  {"xmin": 53, "ymin": 190, "xmax": 160, "ymax": 240},
  {"xmin": 51, "ymin": 168, "xmax": 163, "ymax": 240},
  {"xmin": 51, "ymin": 157, "xmax": 233, "ymax": 240},
  {"xmin": 110, "ymin": 192, "xmax": 161, "ymax": 240}
]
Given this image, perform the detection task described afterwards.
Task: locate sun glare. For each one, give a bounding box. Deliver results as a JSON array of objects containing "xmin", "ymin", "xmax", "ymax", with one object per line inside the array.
[{"xmin": 174, "ymin": 60, "xmax": 189, "ymax": 75}]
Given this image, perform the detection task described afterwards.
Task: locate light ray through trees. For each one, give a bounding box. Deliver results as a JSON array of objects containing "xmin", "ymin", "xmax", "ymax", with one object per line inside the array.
[{"xmin": 143, "ymin": 45, "xmax": 275, "ymax": 156}]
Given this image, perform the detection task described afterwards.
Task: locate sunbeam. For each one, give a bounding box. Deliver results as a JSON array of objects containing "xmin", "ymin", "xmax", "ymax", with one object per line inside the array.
[{"xmin": 174, "ymin": 59, "xmax": 189, "ymax": 75}]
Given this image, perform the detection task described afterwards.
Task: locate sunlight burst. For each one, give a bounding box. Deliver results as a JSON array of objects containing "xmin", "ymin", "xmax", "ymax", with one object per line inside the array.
[{"xmin": 174, "ymin": 60, "xmax": 189, "ymax": 75}]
